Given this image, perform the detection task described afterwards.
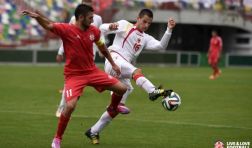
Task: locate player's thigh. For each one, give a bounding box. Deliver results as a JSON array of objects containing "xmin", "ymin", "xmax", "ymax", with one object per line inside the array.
[
  {"xmin": 105, "ymin": 57, "xmax": 137, "ymax": 79},
  {"xmin": 64, "ymin": 76, "xmax": 87, "ymax": 102}
]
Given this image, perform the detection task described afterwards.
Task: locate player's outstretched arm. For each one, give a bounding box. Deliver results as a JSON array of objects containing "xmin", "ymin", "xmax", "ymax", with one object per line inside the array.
[
  {"xmin": 145, "ymin": 18, "xmax": 176, "ymax": 51},
  {"xmin": 22, "ymin": 10, "xmax": 53, "ymax": 31},
  {"xmin": 99, "ymin": 22, "xmax": 120, "ymax": 35},
  {"xmin": 167, "ymin": 18, "xmax": 176, "ymax": 31}
]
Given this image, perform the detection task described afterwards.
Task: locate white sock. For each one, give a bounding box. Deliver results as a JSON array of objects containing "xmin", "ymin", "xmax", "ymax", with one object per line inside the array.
[
  {"xmin": 91, "ymin": 111, "xmax": 112, "ymax": 134},
  {"xmin": 135, "ymin": 77, "xmax": 155, "ymax": 93},
  {"xmin": 59, "ymin": 89, "xmax": 66, "ymax": 108}
]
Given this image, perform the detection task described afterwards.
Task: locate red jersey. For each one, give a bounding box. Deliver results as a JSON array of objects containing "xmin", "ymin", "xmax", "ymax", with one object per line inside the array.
[
  {"xmin": 209, "ymin": 36, "xmax": 222, "ymax": 56},
  {"xmin": 51, "ymin": 23, "xmax": 101, "ymax": 76}
]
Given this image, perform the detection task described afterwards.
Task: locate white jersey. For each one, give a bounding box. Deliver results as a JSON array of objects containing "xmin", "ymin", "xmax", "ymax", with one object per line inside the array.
[
  {"xmin": 100, "ymin": 20, "xmax": 172, "ymax": 63},
  {"xmin": 58, "ymin": 14, "xmax": 103, "ymax": 58}
]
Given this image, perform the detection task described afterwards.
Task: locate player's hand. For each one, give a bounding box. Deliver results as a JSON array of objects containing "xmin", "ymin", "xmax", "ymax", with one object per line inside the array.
[
  {"xmin": 167, "ymin": 18, "xmax": 176, "ymax": 30},
  {"xmin": 22, "ymin": 10, "xmax": 39, "ymax": 18},
  {"xmin": 112, "ymin": 64, "xmax": 121, "ymax": 77},
  {"xmin": 109, "ymin": 23, "xmax": 119, "ymax": 31},
  {"xmin": 56, "ymin": 54, "xmax": 64, "ymax": 63}
]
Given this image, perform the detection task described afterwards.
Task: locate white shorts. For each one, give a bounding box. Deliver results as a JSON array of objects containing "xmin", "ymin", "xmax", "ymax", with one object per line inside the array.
[{"xmin": 105, "ymin": 52, "xmax": 137, "ymax": 79}]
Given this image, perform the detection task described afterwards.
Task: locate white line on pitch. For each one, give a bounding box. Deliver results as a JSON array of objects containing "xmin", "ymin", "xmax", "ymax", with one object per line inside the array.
[{"xmin": 1, "ymin": 110, "xmax": 251, "ymax": 130}]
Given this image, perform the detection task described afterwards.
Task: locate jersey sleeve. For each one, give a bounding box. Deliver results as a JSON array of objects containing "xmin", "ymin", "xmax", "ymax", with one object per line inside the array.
[
  {"xmin": 145, "ymin": 29, "xmax": 172, "ymax": 51},
  {"xmin": 96, "ymin": 15, "xmax": 102, "ymax": 28},
  {"xmin": 99, "ymin": 20, "xmax": 128, "ymax": 35},
  {"xmin": 93, "ymin": 27, "xmax": 105, "ymax": 47},
  {"xmin": 51, "ymin": 23, "xmax": 68, "ymax": 39}
]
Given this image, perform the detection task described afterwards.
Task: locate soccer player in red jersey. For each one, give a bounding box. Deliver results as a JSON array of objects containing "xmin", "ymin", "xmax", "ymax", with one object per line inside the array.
[
  {"xmin": 208, "ymin": 30, "xmax": 223, "ymax": 80},
  {"xmin": 23, "ymin": 4, "xmax": 127, "ymax": 148}
]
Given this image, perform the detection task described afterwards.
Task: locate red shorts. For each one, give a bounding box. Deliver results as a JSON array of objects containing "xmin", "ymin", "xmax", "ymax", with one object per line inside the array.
[
  {"xmin": 208, "ymin": 54, "xmax": 219, "ymax": 65},
  {"xmin": 64, "ymin": 68, "xmax": 119, "ymax": 102}
]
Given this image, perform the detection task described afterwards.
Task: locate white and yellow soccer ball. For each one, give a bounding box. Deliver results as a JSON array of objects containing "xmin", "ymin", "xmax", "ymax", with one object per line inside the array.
[{"xmin": 161, "ymin": 92, "xmax": 181, "ymax": 111}]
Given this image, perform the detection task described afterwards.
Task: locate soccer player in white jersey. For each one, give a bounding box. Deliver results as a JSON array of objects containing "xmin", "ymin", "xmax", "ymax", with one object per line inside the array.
[
  {"xmin": 55, "ymin": 0, "xmax": 103, "ymax": 117},
  {"xmin": 84, "ymin": 8, "xmax": 176, "ymax": 144}
]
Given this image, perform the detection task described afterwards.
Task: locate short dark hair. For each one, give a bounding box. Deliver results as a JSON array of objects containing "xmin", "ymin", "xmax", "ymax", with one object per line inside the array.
[
  {"xmin": 138, "ymin": 9, "xmax": 153, "ymax": 18},
  {"xmin": 75, "ymin": 4, "xmax": 94, "ymax": 20}
]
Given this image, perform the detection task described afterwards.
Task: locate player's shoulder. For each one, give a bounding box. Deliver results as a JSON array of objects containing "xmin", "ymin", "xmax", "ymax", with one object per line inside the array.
[
  {"xmin": 94, "ymin": 14, "xmax": 102, "ymax": 21},
  {"xmin": 53, "ymin": 22, "xmax": 71, "ymax": 28},
  {"xmin": 118, "ymin": 20, "xmax": 130, "ymax": 24},
  {"xmin": 117, "ymin": 20, "xmax": 133, "ymax": 27}
]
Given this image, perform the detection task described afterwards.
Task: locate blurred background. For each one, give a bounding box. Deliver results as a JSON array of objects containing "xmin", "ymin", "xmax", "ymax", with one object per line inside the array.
[{"xmin": 0, "ymin": 0, "xmax": 252, "ymax": 67}]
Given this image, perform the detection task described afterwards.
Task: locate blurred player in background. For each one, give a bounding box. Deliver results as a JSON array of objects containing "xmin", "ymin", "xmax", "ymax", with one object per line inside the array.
[
  {"xmin": 23, "ymin": 4, "xmax": 128, "ymax": 148},
  {"xmin": 207, "ymin": 30, "xmax": 223, "ymax": 80},
  {"xmin": 55, "ymin": 0, "xmax": 104, "ymax": 117},
  {"xmin": 84, "ymin": 8, "xmax": 176, "ymax": 144}
]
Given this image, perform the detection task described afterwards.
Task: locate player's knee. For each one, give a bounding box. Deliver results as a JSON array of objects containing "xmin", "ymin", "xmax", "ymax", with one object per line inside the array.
[
  {"xmin": 118, "ymin": 83, "xmax": 127, "ymax": 96},
  {"xmin": 133, "ymin": 68, "xmax": 142, "ymax": 76},
  {"xmin": 65, "ymin": 99, "xmax": 77, "ymax": 112},
  {"xmin": 121, "ymin": 85, "xmax": 127, "ymax": 95}
]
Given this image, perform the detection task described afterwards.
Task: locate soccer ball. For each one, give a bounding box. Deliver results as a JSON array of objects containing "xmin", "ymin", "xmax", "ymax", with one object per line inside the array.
[{"xmin": 161, "ymin": 92, "xmax": 181, "ymax": 111}]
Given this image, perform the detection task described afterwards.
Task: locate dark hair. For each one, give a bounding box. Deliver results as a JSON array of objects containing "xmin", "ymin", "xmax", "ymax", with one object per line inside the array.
[
  {"xmin": 138, "ymin": 9, "xmax": 153, "ymax": 18},
  {"xmin": 75, "ymin": 4, "xmax": 94, "ymax": 20}
]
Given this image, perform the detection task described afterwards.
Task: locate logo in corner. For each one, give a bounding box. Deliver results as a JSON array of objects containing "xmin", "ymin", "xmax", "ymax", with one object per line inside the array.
[
  {"xmin": 215, "ymin": 140, "xmax": 225, "ymax": 148},
  {"xmin": 89, "ymin": 34, "xmax": 95, "ymax": 41}
]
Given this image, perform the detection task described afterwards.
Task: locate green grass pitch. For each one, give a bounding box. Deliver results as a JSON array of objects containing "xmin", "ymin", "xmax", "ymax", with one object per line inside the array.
[{"xmin": 0, "ymin": 65, "xmax": 251, "ymax": 148}]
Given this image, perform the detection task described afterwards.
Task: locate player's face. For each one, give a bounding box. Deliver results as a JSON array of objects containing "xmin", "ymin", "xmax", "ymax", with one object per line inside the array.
[
  {"xmin": 80, "ymin": 12, "xmax": 94, "ymax": 28},
  {"xmin": 136, "ymin": 15, "xmax": 153, "ymax": 32},
  {"xmin": 212, "ymin": 31, "xmax": 217, "ymax": 37}
]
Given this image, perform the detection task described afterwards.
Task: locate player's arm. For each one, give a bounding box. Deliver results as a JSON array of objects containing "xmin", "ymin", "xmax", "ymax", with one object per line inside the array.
[
  {"xmin": 22, "ymin": 10, "xmax": 53, "ymax": 30},
  {"xmin": 35, "ymin": 10, "xmax": 54, "ymax": 23},
  {"xmin": 95, "ymin": 39, "xmax": 121, "ymax": 76},
  {"xmin": 99, "ymin": 20, "xmax": 126, "ymax": 35},
  {"xmin": 56, "ymin": 16, "xmax": 76, "ymax": 63},
  {"xmin": 56, "ymin": 43, "xmax": 64, "ymax": 63},
  {"xmin": 145, "ymin": 18, "xmax": 176, "ymax": 50}
]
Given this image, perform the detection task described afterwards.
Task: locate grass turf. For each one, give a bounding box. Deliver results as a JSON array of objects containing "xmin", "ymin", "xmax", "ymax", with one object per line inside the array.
[{"xmin": 0, "ymin": 65, "xmax": 251, "ymax": 148}]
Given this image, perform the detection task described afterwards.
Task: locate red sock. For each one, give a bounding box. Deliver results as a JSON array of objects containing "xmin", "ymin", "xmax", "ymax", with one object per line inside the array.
[
  {"xmin": 55, "ymin": 114, "xmax": 70, "ymax": 140},
  {"xmin": 107, "ymin": 93, "xmax": 122, "ymax": 118}
]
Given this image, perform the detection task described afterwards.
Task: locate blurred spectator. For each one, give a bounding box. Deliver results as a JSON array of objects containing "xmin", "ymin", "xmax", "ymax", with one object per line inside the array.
[
  {"xmin": 61, "ymin": 8, "xmax": 71, "ymax": 23},
  {"xmin": 213, "ymin": 0, "xmax": 224, "ymax": 11},
  {"xmin": 0, "ymin": 0, "xmax": 250, "ymax": 47},
  {"xmin": 244, "ymin": 0, "xmax": 252, "ymax": 13}
]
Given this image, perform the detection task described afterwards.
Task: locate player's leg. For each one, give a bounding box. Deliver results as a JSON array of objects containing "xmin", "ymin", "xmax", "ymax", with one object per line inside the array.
[
  {"xmin": 85, "ymin": 79, "xmax": 131, "ymax": 144},
  {"xmin": 85, "ymin": 111, "xmax": 111, "ymax": 144},
  {"xmin": 52, "ymin": 75, "xmax": 86, "ymax": 148},
  {"xmin": 85, "ymin": 70, "xmax": 127, "ymax": 144},
  {"xmin": 132, "ymin": 68, "xmax": 172, "ymax": 101},
  {"xmin": 52, "ymin": 97, "xmax": 78, "ymax": 148},
  {"xmin": 209, "ymin": 56, "xmax": 221, "ymax": 80},
  {"xmin": 105, "ymin": 81, "xmax": 127, "ymax": 116},
  {"xmin": 208, "ymin": 56, "xmax": 216, "ymax": 80},
  {"xmin": 104, "ymin": 58, "xmax": 133, "ymax": 113},
  {"xmin": 55, "ymin": 87, "xmax": 66, "ymax": 117},
  {"xmin": 214, "ymin": 57, "xmax": 222, "ymax": 77},
  {"xmin": 85, "ymin": 82, "xmax": 126, "ymax": 144},
  {"xmin": 117, "ymin": 78, "xmax": 133, "ymax": 114}
]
